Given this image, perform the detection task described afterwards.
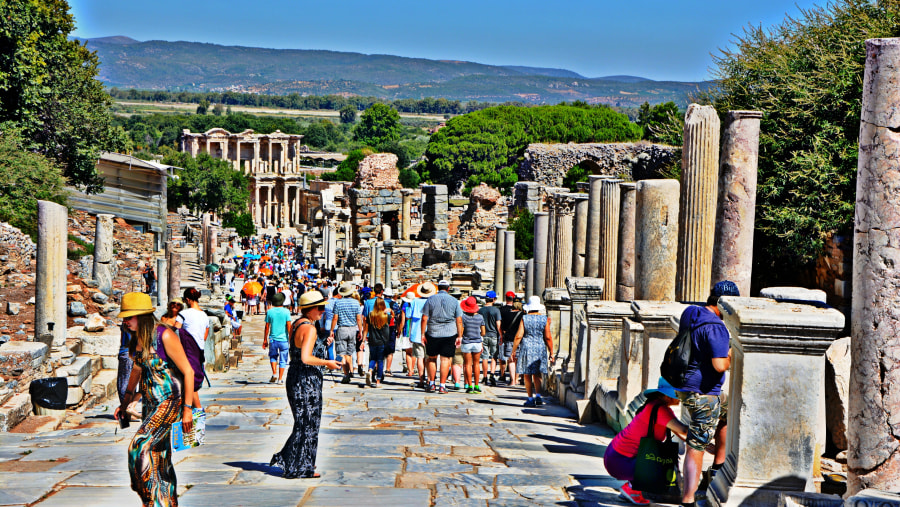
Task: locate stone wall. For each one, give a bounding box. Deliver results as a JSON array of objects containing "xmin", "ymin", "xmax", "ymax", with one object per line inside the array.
[
  {"xmin": 348, "ymin": 188, "xmax": 402, "ymax": 246},
  {"xmin": 814, "ymin": 232, "xmax": 852, "ymax": 315},
  {"xmin": 519, "ymin": 142, "xmax": 677, "ymax": 188},
  {"xmin": 355, "ymin": 153, "xmax": 400, "ymax": 190}
]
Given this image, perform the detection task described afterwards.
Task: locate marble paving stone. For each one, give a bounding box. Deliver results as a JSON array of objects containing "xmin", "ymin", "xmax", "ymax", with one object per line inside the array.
[
  {"xmin": 406, "ymin": 457, "xmax": 475, "ymax": 474},
  {"xmin": 33, "ymin": 486, "xmax": 135, "ymax": 507},
  {"xmin": 302, "ymin": 486, "xmax": 431, "ymax": 506},
  {"xmin": 365, "ymin": 398, "xmax": 421, "ymax": 409},
  {"xmin": 325, "ymin": 445, "xmax": 405, "ymax": 457},
  {"xmin": 177, "ymin": 470, "xmax": 238, "ymax": 485},
  {"xmin": 0, "ymin": 472, "xmax": 76, "ymax": 505},
  {"xmin": 62, "ymin": 469, "xmax": 131, "ymax": 486},
  {"xmin": 178, "ymin": 484, "xmax": 306, "ymax": 507},
  {"xmin": 434, "ymin": 473, "xmax": 496, "ymax": 486},
  {"xmin": 424, "ymin": 434, "xmax": 490, "ymax": 447},
  {"xmin": 496, "ymin": 474, "xmax": 573, "ymax": 487}
]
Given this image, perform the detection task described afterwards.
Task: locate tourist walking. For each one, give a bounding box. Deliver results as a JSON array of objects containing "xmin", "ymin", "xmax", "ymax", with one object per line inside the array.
[
  {"xmin": 270, "ymin": 291, "xmax": 342, "ymax": 479},
  {"xmin": 510, "ymin": 295, "xmax": 553, "ymax": 407},
  {"xmin": 382, "ymin": 290, "xmax": 399, "ymax": 376},
  {"xmin": 421, "ymin": 280, "xmax": 463, "ymax": 394},
  {"xmin": 179, "ymin": 288, "xmax": 208, "ymax": 412},
  {"xmin": 460, "ymin": 296, "xmax": 485, "ymax": 394},
  {"xmin": 498, "ymin": 291, "xmax": 522, "ymax": 385},
  {"xmin": 115, "ymin": 292, "xmax": 195, "ymax": 506},
  {"xmin": 604, "ymin": 378, "xmax": 688, "ymax": 505},
  {"xmin": 477, "ymin": 290, "xmax": 502, "ymax": 386},
  {"xmin": 364, "ymin": 298, "xmax": 391, "ymax": 387},
  {"xmin": 330, "ymin": 283, "xmax": 363, "ymax": 383},
  {"xmin": 677, "ymin": 281, "xmax": 737, "ymax": 506},
  {"xmin": 264, "ymin": 292, "xmax": 292, "ymax": 384}
]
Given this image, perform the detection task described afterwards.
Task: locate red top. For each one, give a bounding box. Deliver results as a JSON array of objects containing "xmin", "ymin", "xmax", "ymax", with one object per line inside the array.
[{"xmin": 609, "ymin": 400, "xmax": 676, "ymax": 458}]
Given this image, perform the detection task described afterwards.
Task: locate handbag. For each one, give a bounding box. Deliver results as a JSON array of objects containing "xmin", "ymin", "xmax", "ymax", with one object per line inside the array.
[{"xmin": 632, "ymin": 403, "xmax": 679, "ymax": 494}]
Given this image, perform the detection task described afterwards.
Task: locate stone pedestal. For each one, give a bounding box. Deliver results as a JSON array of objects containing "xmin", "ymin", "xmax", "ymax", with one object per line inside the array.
[
  {"xmin": 35, "ymin": 200, "xmax": 67, "ymax": 346},
  {"xmin": 616, "ymin": 183, "xmax": 637, "ymax": 301},
  {"xmin": 584, "ymin": 175, "xmax": 608, "ymax": 278},
  {"xmin": 549, "ymin": 193, "xmax": 578, "ymax": 288},
  {"xmin": 585, "ymin": 300, "xmax": 633, "ymax": 387},
  {"xmin": 532, "ymin": 213, "xmax": 549, "ymax": 298},
  {"xmin": 635, "ymin": 180, "xmax": 680, "ymax": 301},
  {"xmin": 632, "ymin": 300, "xmax": 688, "ymax": 390},
  {"xmin": 572, "ymin": 194, "xmax": 590, "ymax": 277},
  {"xmin": 503, "ymin": 231, "xmax": 516, "ymax": 294},
  {"xmin": 850, "ymin": 37, "xmax": 900, "ymax": 494},
  {"xmin": 92, "ymin": 214, "xmax": 115, "ymax": 296},
  {"xmin": 494, "ymin": 225, "xmax": 506, "ymax": 295},
  {"xmin": 677, "ymin": 104, "xmax": 720, "ymax": 303},
  {"xmin": 616, "ymin": 317, "xmax": 645, "ymax": 415},
  {"xmin": 565, "ymin": 277, "xmax": 604, "ymax": 389},
  {"xmin": 707, "ymin": 297, "xmax": 844, "ymax": 507},
  {"xmin": 168, "ymin": 252, "xmax": 181, "ymax": 302},
  {"xmin": 157, "ymin": 258, "xmax": 168, "ymax": 309},
  {"xmin": 543, "ymin": 288, "xmax": 571, "ymax": 366},
  {"xmin": 712, "ymin": 111, "xmax": 762, "ymax": 297},
  {"xmin": 599, "ymin": 179, "xmax": 623, "ymax": 300}
]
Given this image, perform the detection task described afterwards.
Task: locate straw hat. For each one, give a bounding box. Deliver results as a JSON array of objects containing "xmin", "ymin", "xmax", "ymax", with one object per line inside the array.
[
  {"xmin": 338, "ymin": 283, "xmax": 355, "ymax": 297},
  {"xmin": 417, "ymin": 282, "xmax": 437, "ymax": 297},
  {"xmin": 523, "ymin": 295, "xmax": 545, "ymax": 313},
  {"xmin": 298, "ymin": 291, "xmax": 328, "ymax": 309},
  {"xmin": 117, "ymin": 292, "xmax": 155, "ymax": 319}
]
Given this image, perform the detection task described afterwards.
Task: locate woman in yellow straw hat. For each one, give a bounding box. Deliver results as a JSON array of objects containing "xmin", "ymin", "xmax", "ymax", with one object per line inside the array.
[{"xmin": 115, "ymin": 292, "xmax": 195, "ymax": 506}]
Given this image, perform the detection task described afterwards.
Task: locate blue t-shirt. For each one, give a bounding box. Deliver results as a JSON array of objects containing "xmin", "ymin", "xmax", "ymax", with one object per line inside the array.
[
  {"xmin": 461, "ymin": 313, "xmax": 485, "ymax": 345},
  {"xmin": 405, "ymin": 298, "xmax": 428, "ymax": 343},
  {"xmin": 676, "ymin": 305, "xmax": 731, "ymax": 395},
  {"xmin": 265, "ymin": 307, "xmax": 292, "ymax": 342}
]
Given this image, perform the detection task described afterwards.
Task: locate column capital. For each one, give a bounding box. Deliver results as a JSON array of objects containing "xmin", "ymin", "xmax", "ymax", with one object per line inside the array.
[{"xmin": 551, "ymin": 192, "xmax": 582, "ymax": 215}]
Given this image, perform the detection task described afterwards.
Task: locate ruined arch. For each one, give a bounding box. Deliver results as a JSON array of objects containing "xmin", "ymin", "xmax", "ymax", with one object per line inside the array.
[{"xmin": 519, "ymin": 142, "xmax": 677, "ymax": 187}]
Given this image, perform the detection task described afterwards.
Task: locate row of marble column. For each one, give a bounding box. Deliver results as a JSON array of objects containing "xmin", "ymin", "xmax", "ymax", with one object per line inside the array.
[
  {"xmin": 367, "ymin": 240, "xmax": 394, "ymax": 289},
  {"xmin": 492, "ymin": 228, "xmax": 516, "ymax": 295},
  {"xmin": 252, "ymin": 183, "xmax": 305, "ymax": 229},
  {"xmin": 531, "ymin": 106, "xmax": 762, "ymax": 304}
]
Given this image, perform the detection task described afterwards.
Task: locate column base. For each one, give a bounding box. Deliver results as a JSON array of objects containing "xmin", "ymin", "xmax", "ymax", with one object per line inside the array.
[{"xmin": 707, "ymin": 457, "xmax": 812, "ymax": 507}]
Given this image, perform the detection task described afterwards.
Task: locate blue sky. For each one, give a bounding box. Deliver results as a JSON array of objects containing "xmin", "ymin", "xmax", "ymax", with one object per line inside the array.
[{"xmin": 69, "ymin": 0, "xmax": 824, "ymax": 82}]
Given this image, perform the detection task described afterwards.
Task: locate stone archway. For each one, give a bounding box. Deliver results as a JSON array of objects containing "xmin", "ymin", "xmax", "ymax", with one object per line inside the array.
[{"xmin": 519, "ymin": 142, "xmax": 677, "ymax": 187}]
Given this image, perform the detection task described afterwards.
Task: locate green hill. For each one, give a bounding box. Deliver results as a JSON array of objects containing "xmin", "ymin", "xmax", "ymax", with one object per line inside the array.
[{"xmin": 80, "ymin": 37, "xmax": 710, "ymax": 107}]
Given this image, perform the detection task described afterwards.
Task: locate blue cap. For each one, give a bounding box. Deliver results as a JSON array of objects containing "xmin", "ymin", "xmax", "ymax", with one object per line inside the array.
[
  {"xmin": 712, "ymin": 280, "xmax": 740, "ymax": 298},
  {"xmin": 486, "ymin": 290, "xmax": 497, "ymax": 299},
  {"xmin": 644, "ymin": 377, "xmax": 678, "ymax": 399}
]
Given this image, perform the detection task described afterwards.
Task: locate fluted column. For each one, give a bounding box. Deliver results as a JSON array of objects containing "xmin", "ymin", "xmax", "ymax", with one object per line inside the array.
[
  {"xmin": 571, "ymin": 194, "xmax": 589, "ymax": 277},
  {"xmin": 712, "ymin": 110, "xmax": 762, "ymax": 297},
  {"xmin": 584, "ymin": 175, "xmax": 607, "ymax": 278},
  {"xmin": 532, "ymin": 213, "xmax": 549, "ymax": 298},
  {"xmin": 504, "ymin": 231, "xmax": 516, "ymax": 294},
  {"xmin": 676, "ymin": 104, "xmax": 720, "ymax": 302},
  {"xmin": 494, "ymin": 225, "xmax": 506, "ymax": 295},
  {"xmin": 616, "ymin": 183, "xmax": 637, "ymax": 301},
  {"xmin": 599, "ymin": 179, "xmax": 622, "ymax": 300},
  {"xmin": 544, "ymin": 205, "xmax": 557, "ymax": 288},
  {"xmin": 635, "ymin": 180, "xmax": 680, "ymax": 301},
  {"xmin": 549, "ymin": 193, "xmax": 578, "ymax": 288}
]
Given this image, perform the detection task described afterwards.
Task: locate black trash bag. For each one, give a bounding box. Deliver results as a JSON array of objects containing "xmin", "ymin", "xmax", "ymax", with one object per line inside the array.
[{"xmin": 29, "ymin": 377, "xmax": 68, "ymax": 410}]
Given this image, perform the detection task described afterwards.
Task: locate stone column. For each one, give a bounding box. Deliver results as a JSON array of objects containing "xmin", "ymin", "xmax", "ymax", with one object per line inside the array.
[
  {"xmin": 634, "ymin": 180, "xmax": 679, "ymax": 301},
  {"xmin": 253, "ymin": 184, "xmax": 260, "ymax": 226},
  {"xmin": 504, "ymin": 231, "xmax": 516, "ymax": 294},
  {"xmin": 383, "ymin": 241, "xmax": 393, "ymax": 289},
  {"xmin": 599, "ymin": 179, "xmax": 622, "ymax": 301},
  {"xmin": 676, "ymin": 104, "xmax": 720, "ymax": 303},
  {"xmin": 168, "ymin": 252, "xmax": 181, "ymax": 302},
  {"xmin": 92, "ymin": 214, "xmax": 115, "ymax": 296},
  {"xmin": 571, "ymin": 194, "xmax": 589, "ymax": 277},
  {"xmin": 616, "ymin": 183, "xmax": 637, "ymax": 301},
  {"xmin": 373, "ymin": 243, "xmax": 382, "ymax": 287},
  {"xmin": 545, "ymin": 206, "xmax": 557, "ymax": 288},
  {"xmin": 35, "ymin": 200, "xmax": 67, "ymax": 346},
  {"xmin": 550, "ymin": 193, "xmax": 578, "ymax": 288},
  {"xmin": 401, "ymin": 190, "xmax": 413, "ymax": 240},
  {"xmin": 282, "ymin": 184, "xmax": 289, "ymax": 227},
  {"xmin": 708, "ymin": 297, "xmax": 844, "ymax": 507},
  {"xmin": 156, "ymin": 258, "xmax": 168, "ymax": 308},
  {"xmin": 584, "ymin": 175, "xmax": 607, "ymax": 278},
  {"xmin": 712, "ymin": 111, "xmax": 762, "ymax": 297},
  {"xmin": 525, "ymin": 258, "xmax": 534, "ymax": 298},
  {"xmin": 369, "ymin": 242, "xmax": 377, "ymax": 281},
  {"xmin": 209, "ymin": 228, "xmax": 218, "ymax": 265},
  {"xmin": 532, "ymin": 213, "xmax": 549, "ymax": 298},
  {"xmin": 493, "ymin": 225, "xmax": 506, "ymax": 295},
  {"xmin": 201, "ymin": 213, "xmax": 210, "ymax": 264},
  {"xmin": 327, "ymin": 223, "xmax": 337, "ymax": 270},
  {"xmin": 849, "ymin": 37, "xmax": 900, "ymax": 494}
]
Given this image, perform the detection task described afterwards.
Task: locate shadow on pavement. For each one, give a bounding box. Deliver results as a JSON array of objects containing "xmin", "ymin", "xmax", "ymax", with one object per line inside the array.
[{"xmin": 223, "ymin": 460, "xmax": 283, "ymax": 477}]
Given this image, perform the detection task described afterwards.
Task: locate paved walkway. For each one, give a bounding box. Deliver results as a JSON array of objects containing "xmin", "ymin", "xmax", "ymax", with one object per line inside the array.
[{"xmin": 0, "ymin": 314, "xmax": 633, "ymax": 506}]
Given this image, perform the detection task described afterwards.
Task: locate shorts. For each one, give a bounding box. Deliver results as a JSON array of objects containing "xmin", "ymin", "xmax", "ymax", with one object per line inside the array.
[
  {"xmin": 498, "ymin": 341, "xmax": 515, "ymax": 361},
  {"xmin": 268, "ymin": 339, "xmax": 289, "ymax": 368},
  {"xmin": 482, "ymin": 335, "xmax": 498, "ymax": 360},
  {"xmin": 425, "ymin": 335, "xmax": 456, "ymax": 358},
  {"xmin": 411, "ymin": 342, "xmax": 427, "ymax": 359},
  {"xmin": 461, "ymin": 342, "xmax": 483, "ymax": 354},
  {"xmin": 677, "ymin": 391, "xmax": 725, "ymax": 451},
  {"xmin": 334, "ymin": 326, "xmax": 357, "ymax": 357},
  {"xmin": 453, "ymin": 347, "xmax": 464, "ymax": 366}
]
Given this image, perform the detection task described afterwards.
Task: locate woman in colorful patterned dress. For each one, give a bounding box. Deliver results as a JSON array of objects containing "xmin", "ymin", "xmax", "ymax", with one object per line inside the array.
[
  {"xmin": 115, "ymin": 292, "xmax": 195, "ymax": 506},
  {"xmin": 510, "ymin": 295, "xmax": 554, "ymax": 407},
  {"xmin": 271, "ymin": 290, "xmax": 342, "ymax": 478}
]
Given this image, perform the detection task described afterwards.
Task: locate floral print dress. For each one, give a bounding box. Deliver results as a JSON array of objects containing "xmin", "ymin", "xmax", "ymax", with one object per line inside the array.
[{"xmin": 516, "ymin": 314, "xmax": 549, "ymax": 375}]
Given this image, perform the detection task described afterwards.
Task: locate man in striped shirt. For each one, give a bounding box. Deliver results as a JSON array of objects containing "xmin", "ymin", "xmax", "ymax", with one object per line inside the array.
[
  {"xmin": 421, "ymin": 280, "xmax": 463, "ymax": 394},
  {"xmin": 330, "ymin": 283, "xmax": 363, "ymax": 383}
]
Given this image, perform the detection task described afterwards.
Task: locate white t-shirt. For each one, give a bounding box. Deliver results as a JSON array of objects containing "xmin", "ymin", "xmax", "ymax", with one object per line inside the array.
[
  {"xmin": 180, "ymin": 308, "xmax": 210, "ymax": 349},
  {"xmin": 282, "ymin": 289, "xmax": 293, "ymax": 305}
]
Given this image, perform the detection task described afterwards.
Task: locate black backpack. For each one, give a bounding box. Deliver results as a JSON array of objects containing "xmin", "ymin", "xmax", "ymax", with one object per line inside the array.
[{"xmin": 660, "ymin": 323, "xmax": 710, "ymax": 388}]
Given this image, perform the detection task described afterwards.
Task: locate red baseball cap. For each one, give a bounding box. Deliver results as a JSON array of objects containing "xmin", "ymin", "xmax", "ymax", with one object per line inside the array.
[{"xmin": 505, "ymin": 291, "xmax": 516, "ymax": 299}]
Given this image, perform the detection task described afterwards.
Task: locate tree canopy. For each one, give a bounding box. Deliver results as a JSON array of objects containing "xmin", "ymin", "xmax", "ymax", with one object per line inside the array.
[
  {"xmin": 164, "ymin": 152, "xmax": 250, "ymax": 216},
  {"xmin": 704, "ymin": 0, "xmax": 900, "ymax": 284},
  {"xmin": 422, "ymin": 104, "xmax": 642, "ymax": 194},
  {"xmin": 0, "ymin": 0, "xmax": 126, "ymax": 192},
  {"xmin": 354, "ymin": 103, "xmax": 402, "ymax": 147}
]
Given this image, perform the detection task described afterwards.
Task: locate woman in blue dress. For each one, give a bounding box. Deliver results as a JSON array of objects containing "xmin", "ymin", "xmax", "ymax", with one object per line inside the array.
[{"xmin": 510, "ymin": 295, "xmax": 554, "ymax": 407}]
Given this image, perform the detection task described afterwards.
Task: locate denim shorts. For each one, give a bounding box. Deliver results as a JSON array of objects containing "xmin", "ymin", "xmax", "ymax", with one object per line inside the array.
[
  {"xmin": 677, "ymin": 391, "xmax": 725, "ymax": 451},
  {"xmin": 482, "ymin": 335, "xmax": 498, "ymax": 359},
  {"xmin": 268, "ymin": 339, "xmax": 289, "ymax": 368},
  {"xmin": 461, "ymin": 342, "xmax": 483, "ymax": 354}
]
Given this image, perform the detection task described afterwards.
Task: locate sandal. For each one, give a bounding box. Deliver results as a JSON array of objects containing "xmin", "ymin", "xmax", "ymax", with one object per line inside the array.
[{"xmin": 301, "ymin": 472, "xmax": 321, "ymax": 479}]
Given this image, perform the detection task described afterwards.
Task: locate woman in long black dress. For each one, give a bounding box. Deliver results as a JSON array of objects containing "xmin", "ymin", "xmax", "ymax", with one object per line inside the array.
[{"xmin": 271, "ymin": 290, "xmax": 341, "ymax": 478}]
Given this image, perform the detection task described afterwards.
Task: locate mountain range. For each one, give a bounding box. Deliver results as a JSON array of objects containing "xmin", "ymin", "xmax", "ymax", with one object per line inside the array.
[{"xmin": 79, "ymin": 36, "xmax": 711, "ymax": 107}]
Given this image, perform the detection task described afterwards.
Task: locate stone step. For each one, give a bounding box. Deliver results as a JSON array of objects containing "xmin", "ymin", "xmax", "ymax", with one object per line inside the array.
[
  {"xmin": 65, "ymin": 356, "xmax": 92, "ymax": 386},
  {"xmin": 0, "ymin": 341, "xmax": 48, "ymax": 378},
  {"xmin": 0, "ymin": 393, "xmax": 32, "ymax": 431},
  {"xmin": 90, "ymin": 369, "xmax": 118, "ymax": 401}
]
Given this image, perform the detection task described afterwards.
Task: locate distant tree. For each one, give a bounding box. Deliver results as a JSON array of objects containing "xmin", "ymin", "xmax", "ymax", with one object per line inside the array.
[
  {"xmin": 196, "ymin": 99, "xmax": 210, "ymax": 115},
  {"xmin": 164, "ymin": 152, "xmax": 249, "ymax": 215},
  {"xmin": 226, "ymin": 106, "xmax": 233, "ymax": 115},
  {"xmin": 508, "ymin": 209, "xmax": 534, "ymax": 259},
  {"xmin": 354, "ymin": 103, "xmax": 401, "ymax": 147},
  {"xmin": 212, "ymin": 103, "xmax": 225, "ymax": 116},
  {"xmin": 321, "ymin": 148, "xmax": 372, "ymax": 182},
  {"xmin": 222, "ymin": 211, "xmax": 256, "ymax": 237},
  {"xmin": 0, "ymin": 0, "xmax": 127, "ymax": 193},
  {"xmin": 339, "ymin": 105, "xmax": 357, "ymax": 124},
  {"xmin": 637, "ymin": 101, "xmax": 682, "ymax": 144},
  {"xmin": 377, "ymin": 141, "xmax": 410, "ymax": 169}
]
